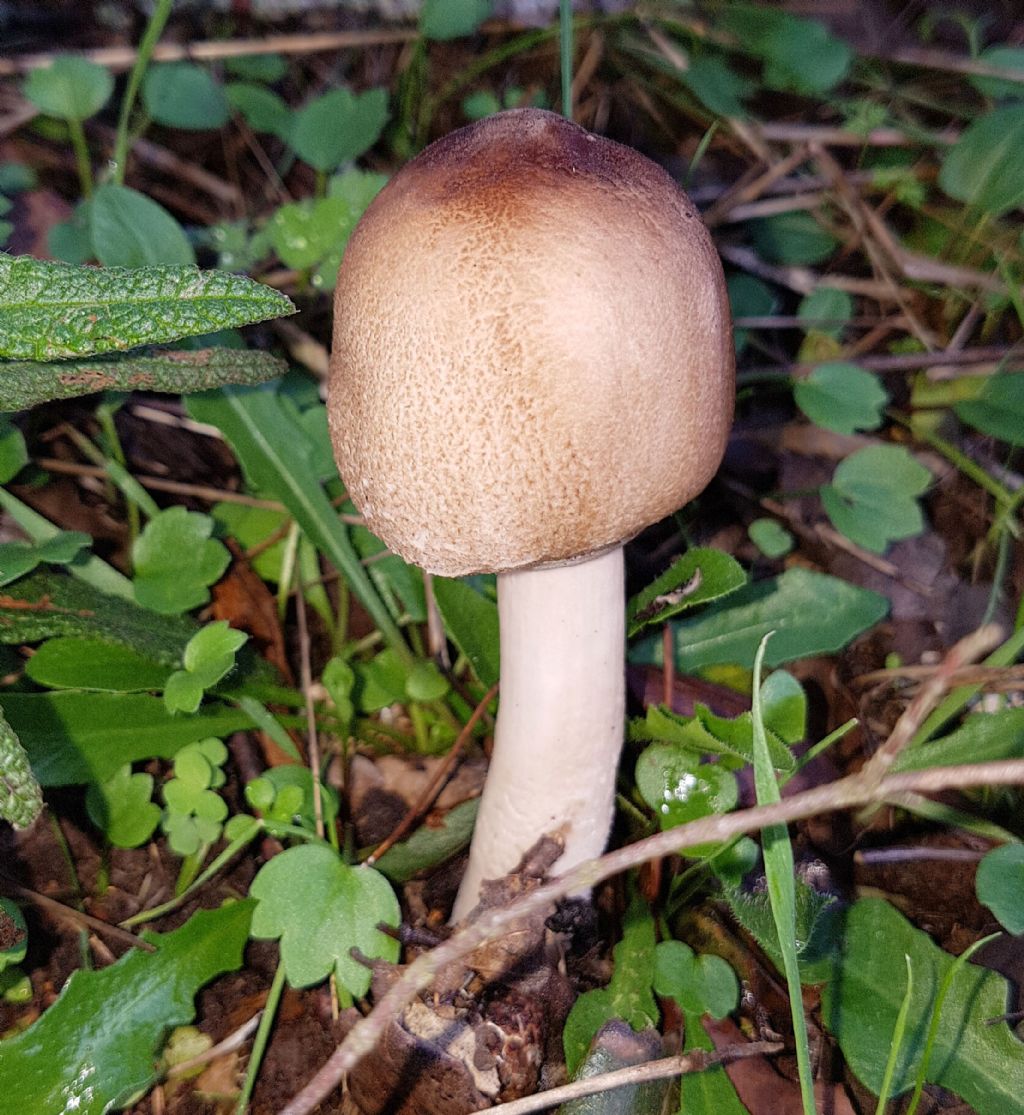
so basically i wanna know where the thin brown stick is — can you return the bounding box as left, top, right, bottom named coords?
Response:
left=853, top=664, right=1024, bottom=690
left=490, top=1040, right=783, bottom=1115
left=275, top=757, right=1024, bottom=1115
left=365, top=682, right=499, bottom=866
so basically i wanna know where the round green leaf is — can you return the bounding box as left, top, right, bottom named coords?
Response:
left=976, top=843, right=1024, bottom=935
left=85, top=765, right=160, bottom=848
left=749, top=211, right=839, bottom=265
left=90, top=184, right=194, bottom=267
left=939, top=105, right=1024, bottom=216
left=23, top=56, right=113, bottom=121
left=405, top=660, right=450, bottom=702
left=143, top=63, right=229, bottom=130
left=635, top=743, right=738, bottom=830
left=794, top=362, right=888, bottom=435
left=289, top=87, right=389, bottom=172
left=172, top=747, right=213, bottom=791
left=797, top=288, right=853, bottom=338
left=748, top=518, right=794, bottom=558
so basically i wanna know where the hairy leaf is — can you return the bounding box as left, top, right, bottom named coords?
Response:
left=0, top=705, right=42, bottom=828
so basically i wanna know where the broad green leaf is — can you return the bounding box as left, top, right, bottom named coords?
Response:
left=1, top=348, right=288, bottom=410
left=289, top=88, right=390, bottom=172
left=249, top=843, right=400, bottom=997
left=226, top=81, right=291, bottom=137
left=90, top=184, right=194, bottom=267
left=0, top=416, right=28, bottom=482
left=976, top=843, right=1024, bottom=934
left=970, top=46, right=1024, bottom=100
left=632, top=568, right=888, bottom=671
left=0, top=254, right=294, bottom=360
left=724, top=8, right=852, bottom=95
left=681, top=53, right=754, bottom=118
left=0, top=705, right=42, bottom=828
left=955, top=372, right=1024, bottom=445
left=562, top=897, right=659, bottom=1076
left=23, top=55, right=113, bottom=121
left=0, top=902, right=252, bottom=1115
left=186, top=386, right=409, bottom=661
left=939, top=105, right=1024, bottom=216
left=267, top=197, right=354, bottom=270
left=749, top=211, right=839, bottom=265
left=559, top=1023, right=668, bottom=1114
left=374, top=798, right=479, bottom=883
left=133, top=507, right=231, bottom=614
left=432, top=576, right=499, bottom=687
left=25, top=637, right=171, bottom=691
left=793, top=362, right=888, bottom=434
left=636, top=744, right=738, bottom=830
left=653, top=940, right=738, bottom=1019
left=420, top=0, right=493, bottom=40
left=678, top=1012, right=748, bottom=1114
left=797, top=288, right=853, bottom=338
left=0, top=531, right=90, bottom=587
left=627, top=548, right=746, bottom=637
left=896, top=707, right=1024, bottom=772
left=3, top=691, right=253, bottom=785
left=821, top=444, right=931, bottom=553
left=727, top=274, right=779, bottom=354
left=143, top=63, right=229, bottom=130
left=821, top=897, right=1024, bottom=1109
left=85, top=764, right=160, bottom=847
left=748, top=518, right=793, bottom=558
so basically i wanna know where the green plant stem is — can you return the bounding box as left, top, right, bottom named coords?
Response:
left=899, top=416, right=1011, bottom=507
left=875, top=955, right=913, bottom=1115
left=560, top=0, right=574, bottom=118
left=235, top=958, right=287, bottom=1115
left=67, top=117, right=94, bottom=197
left=111, top=0, right=173, bottom=183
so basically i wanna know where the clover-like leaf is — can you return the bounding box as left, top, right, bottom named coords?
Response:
left=636, top=745, right=738, bottom=831
left=653, top=940, right=739, bottom=1019
left=183, top=622, right=248, bottom=687
left=85, top=764, right=160, bottom=848
left=133, top=507, right=230, bottom=614
left=0, top=531, right=90, bottom=587
left=289, top=87, right=389, bottom=172
left=794, top=362, right=888, bottom=434
left=249, top=843, right=400, bottom=997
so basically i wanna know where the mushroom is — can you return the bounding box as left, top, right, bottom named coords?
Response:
left=328, top=107, right=734, bottom=922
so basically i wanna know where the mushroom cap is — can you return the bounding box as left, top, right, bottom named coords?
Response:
left=329, top=107, right=734, bottom=577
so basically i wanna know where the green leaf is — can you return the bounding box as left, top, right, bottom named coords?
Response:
left=955, top=372, right=1024, bottom=445
left=797, top=288, right=853, bottom=338
left=562, top=897, right=659, bottom=1076
left=432, top=576, right=500, bottom=687
left=226, top=82, right=291, bottom=138
left=896, top=707, right=1024, bottom=772
left=636, top=744, right=738, bottom=830
left=3, top=690, right=253, bottom=785
left=267, top=197, right=354, bottom=270
left=820, top=445, right=931, bottom=553
left=627, top=548, right=746, bottom=637
left=25, top=637, right=171, bottom=691
left=420, top=0, right=493, bottom=40
left=681, top=53, right=754, bottom=118
left=133, top=507, right=231, bottom=614
left=0, top=902, right=252, bottom=1114
left=249, top=843, right=400, bottom=997
left=749, top=211, right=839, bottom=265
left=633, top=568, right=888, bottom=671
left=258, top=765, right=338, bottom=832
left=0, top=705, right=43, bottom=828
left=85, top=764, right=160, bottom=847
left=821, top=897, right=1024, bottom=1109
left=0, top=531, right=90, bottom=587
left=0, top=254, right=294, bottom=360
left=678, top=1012, right=748, bottom=1114
left=727, top=274, right=779, bottom=354
left=374, top=798, right=479, bottom=883
left=970, top=46, right=1024, bottom=100
left=976, top=843, right=1024, bottom=934
left=162, top=670, right=205, bottom=715
left=289, top=88, right=390, bottom=172
left=748, top=518, right=793, bottom=558
left=653, top=940, right=739, bottom=1019
left=183, top=621, right=248, bottom=686
left=559, top=1022, right=668, bottom=1114
left=143, top=63, right=229, bottom=130
left=89, top=184, right=194, bottom=267
left=724, top=8, right=853, bottom=95
left=0, top=416, right=28, bottom=483
left=939, top=105, right=1024, bottom=216
left=225, top=53, right=288, bottom=83
left=1, top=348, right=289, bottom=410
left=23, top=55, right=113, bottom=121
left=793, top=363, right=888, bottom=434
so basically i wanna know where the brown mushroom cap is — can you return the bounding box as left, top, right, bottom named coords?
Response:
left=329, top=107, right=734, bottom=577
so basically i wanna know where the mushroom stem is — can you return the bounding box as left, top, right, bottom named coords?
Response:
left=451, top=546, right=626, bottom=922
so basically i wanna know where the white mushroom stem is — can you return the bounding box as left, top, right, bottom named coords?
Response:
left=451, top=546, right=626, bottom=923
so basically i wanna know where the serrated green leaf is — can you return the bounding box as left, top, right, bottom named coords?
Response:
left=793, top=362, right=888, bottom=434
left=653, top=940, right=739, bottom=1019
left=0, top=902, right=252, bottom=1114
left=627, top=548, right=746, bottom=637
left=90, top=184, right=194, bottom=267
left=976, top=843, right=1024, bottom=935
left=3, top=691, right=252, bottom=785
left=143, top=63, right=229, bottom=130
left=939, top=105, right=1024, bottom=216
left=0, top=531, right=90, bottom=587
left=23, top=55, right=113, bottom=121
left=955, top=372, right=1024, bottom=445
left=632, top=568, right=888, bottom=672
left=821, top=897, right=1024, bottom=1108
left=85, top=765, right=160, bottom=847
left=0, top=254, right=294, bottom=360
left=432, top=576, right=499, bottom=687
left=25, top=636, right=171, bottom=692
left=133, top=507, right=231, bottom=615
left=250, top=843, right=399, bottom=996
left=821, top=444, right=931, bottom=553
left=289, top=87, right=389, bottom=172
left=420, top=0, right=493, bottom=40
left=0, top=705, right=42, bottom=828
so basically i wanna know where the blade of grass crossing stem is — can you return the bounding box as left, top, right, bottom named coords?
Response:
left=875, top=956, right=914, bottom=1115
left=751, top=632, right=816, bottom=1115
left=560, top=0, right=573, bottom=118
left=904, top=933, right=1000, bottom=1115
